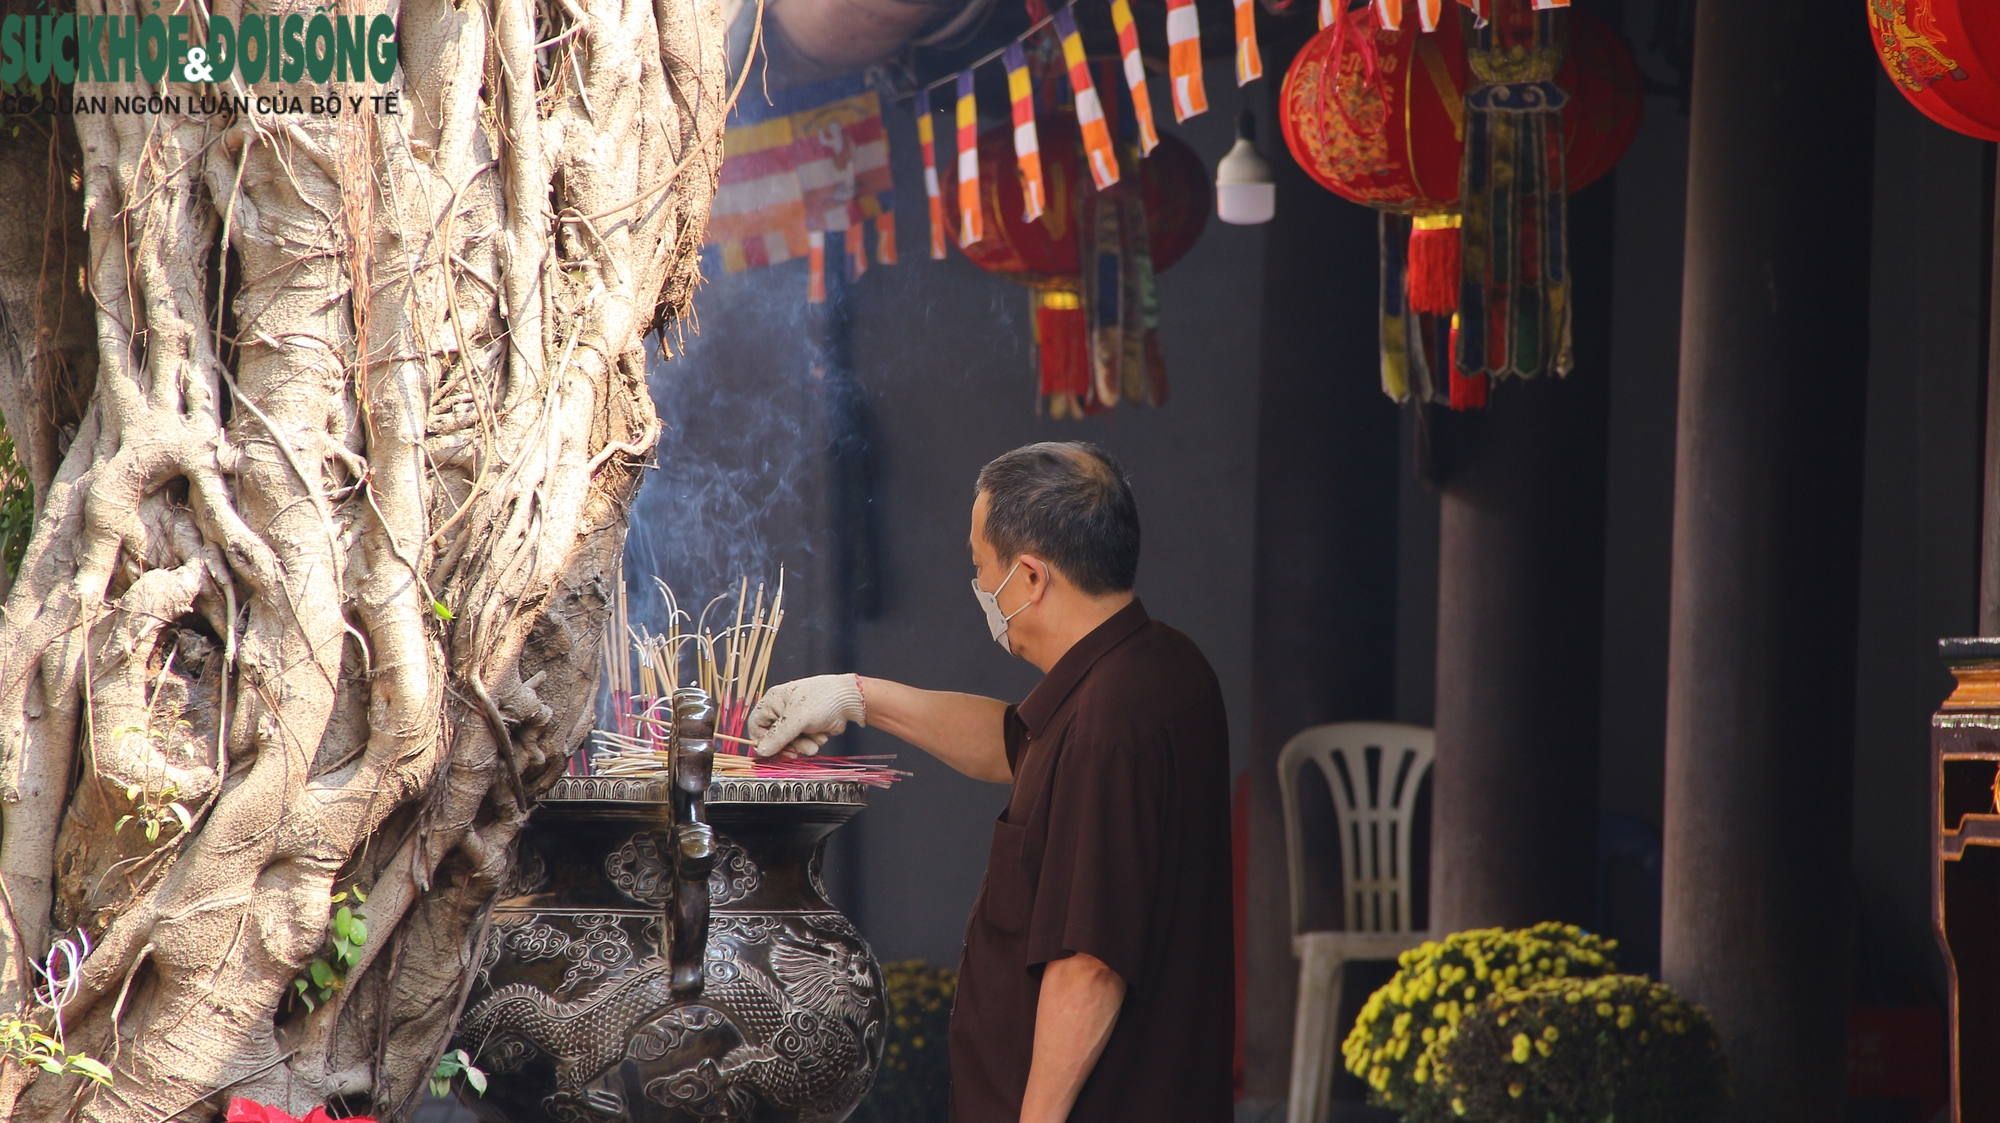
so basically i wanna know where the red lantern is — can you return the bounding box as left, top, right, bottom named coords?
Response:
left=1280, top=8, right=1639, bottom=322
left=1870, top=0, right=2000, bottom=141
left=938, top=114, right=1207, bottom=414
left=938, top=114, right=1209, bottom=289
left=1279, top=8, right=1641, bottom=212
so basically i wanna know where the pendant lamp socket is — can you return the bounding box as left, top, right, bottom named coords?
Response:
left=1216, top=110, right=1275, bottom=226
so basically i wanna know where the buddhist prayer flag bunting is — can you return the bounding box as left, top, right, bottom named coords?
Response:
left=706, top=114, right=810, bottom=275
left=1234, top=0, right=1263, bottom=84
left=1110, top=0, right=1160, bottom=154
left=916, top=89, right=947, bottom=260
left=1004, top=44, right=1047, bottom=221
left=956, top=70, right=984, bottom=246
left=1415, top=0, right=1444, bottom=30
left=1165, top=0, right=1208, bottom=121
left=1055, top=6, right=1121, bottom=189
left=705, top=82, right=896, bottom=301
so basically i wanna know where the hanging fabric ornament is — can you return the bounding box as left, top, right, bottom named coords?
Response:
left=1376, top=0, right=1403, bottom=30
left=956, top=70, right=984, bottom=247
left=1283, top=4, right=1636, bottom=404
left=1005, top=43, right=1048, bottom=221
left=1319, top=0, right=1334, bottom=29
left=916, top=89, right=948, bottom=259
left=1056, top=7, right=1122, bottom=189
left=1457, top=0, right=1570, bottom=383
left=1112, top=0, right=1162, bottom=154
left=1235, top=0, right=1264, bottom=84
left=1167, top=0, right=1209, bottom=121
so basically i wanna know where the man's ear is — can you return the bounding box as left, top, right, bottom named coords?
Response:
left=1022, top=555, right=1053, bottom=597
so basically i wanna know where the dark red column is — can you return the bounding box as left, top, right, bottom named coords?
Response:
left=1658, top=0, right=1876, bottom=1116
left=1428, top=181, right=1616, bottom=934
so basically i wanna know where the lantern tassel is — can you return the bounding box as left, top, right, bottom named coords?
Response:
left=1407, top=214, right=1461, bottom=316
left=1035, top=290, right=1092, bottom=404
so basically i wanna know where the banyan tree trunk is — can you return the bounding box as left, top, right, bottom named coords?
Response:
left=0, top=0, right=729, bottom=1114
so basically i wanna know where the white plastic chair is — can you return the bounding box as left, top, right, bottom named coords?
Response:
left=1279, top=722, right=1434, bottom=1123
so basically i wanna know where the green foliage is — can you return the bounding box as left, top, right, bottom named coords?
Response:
left=289, top=887, right=369, bottom=1014
left=430, top=1048, right=488, bottom=1099
left=1423, top=975, right=1729, bottom=1123
left=850, top=959, right=955, bottom=1123
left=1343, top=923, right=1620, bottom=1114
left=0, top=1014, right=111, bottom=1086
left=0, top=418, right=32, bottom=582
left=114, top=781, right=194, bottom=843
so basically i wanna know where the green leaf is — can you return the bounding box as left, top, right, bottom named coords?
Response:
left=170, top=803, right=193, bottom=831
left=330, top=891, right=348, bottom=905
left=309, top=959, right=336, bottom=988
left=430, top=1077, right=449, bottom=1099
left=352, top=886, right=366, bottom=904
left=431, top=599, right=455, bottom=621
left=124, top=784, right=141, bottom=802
left=68, top=1057, right=113, bottom=1084
left=114, top=816, right=132, bottom=832
left=465, top=1066, right=488, bottom=1095
left=144, top=820, right=160, bottom=841
left=348, top=918, right=367, bottom=946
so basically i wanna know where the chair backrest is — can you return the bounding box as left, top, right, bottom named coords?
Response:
left=1278, top=722, right=1434, bottom=938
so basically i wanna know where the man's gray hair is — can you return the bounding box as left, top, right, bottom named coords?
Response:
left=975, top=442, right=1139, bottom=595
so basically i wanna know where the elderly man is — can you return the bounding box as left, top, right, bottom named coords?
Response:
left=747, top=441, right=1233, bottom=1123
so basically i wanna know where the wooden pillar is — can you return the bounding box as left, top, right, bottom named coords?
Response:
left=1428, top=181, right=1615, bottom=934
left=1244, top=20, right=1403, bottom=1099
left=1658, top=0, right=1876, bottom=1116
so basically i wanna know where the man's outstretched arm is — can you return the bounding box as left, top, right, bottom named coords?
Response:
left=1020, top=952, right=1127, bottom=1123
left=748, top=674, right=1012, bottom=782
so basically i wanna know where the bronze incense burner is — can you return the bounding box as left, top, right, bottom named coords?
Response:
left=453, top=688, right=887, bottom=1123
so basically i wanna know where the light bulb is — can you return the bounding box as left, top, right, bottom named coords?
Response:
left=1216, top=109, right=1274, bottom=226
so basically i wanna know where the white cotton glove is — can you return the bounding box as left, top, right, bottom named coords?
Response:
left=748, top=674, right=867, bottom=758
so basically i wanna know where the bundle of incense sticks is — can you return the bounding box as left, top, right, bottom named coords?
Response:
left=584, top=568, right=907, bottom=787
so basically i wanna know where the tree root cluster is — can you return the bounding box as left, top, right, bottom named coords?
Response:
left=0, top=0, right=727, bottom=1114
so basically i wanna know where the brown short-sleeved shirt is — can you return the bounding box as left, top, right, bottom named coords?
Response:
left=949, top=599, right=1234, bottom=1123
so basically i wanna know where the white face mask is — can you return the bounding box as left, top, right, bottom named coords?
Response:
left=971, top=561, right=1029, bottom=652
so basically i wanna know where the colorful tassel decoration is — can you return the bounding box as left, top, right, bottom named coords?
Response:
left=1166, top=0, right=1208, bottom=122
left=808, top=230, right=827, bottom=302
left=1234, top=0, right=1263, bottom=84
left=1004, top=43, right=1047, bottom=222
left=916, top=89, right=947, bottom=260
left=1447, top=313, right=1487, bottom=409
left=1111, top=0, right=1161, bottom=154
left=956, top=70, right=983, bottom=247
left=1056, top=7, right=1121, bottom=189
